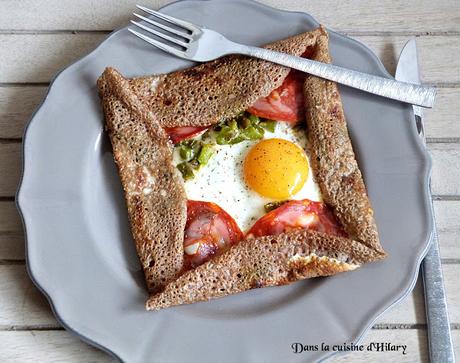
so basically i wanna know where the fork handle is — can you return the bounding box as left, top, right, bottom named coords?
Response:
left=240, top=46, right=436, bottom=108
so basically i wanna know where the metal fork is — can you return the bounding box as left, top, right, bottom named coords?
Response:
left=129, top=5, right=436, bottom=108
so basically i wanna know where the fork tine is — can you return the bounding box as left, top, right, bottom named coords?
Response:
left=133, top=13, right=192, bottom=40
left=128, top=28, right=187, bottom=59
left=130, top=20, right=189, bottom=48
left=136, top=5, right=201, bottom=33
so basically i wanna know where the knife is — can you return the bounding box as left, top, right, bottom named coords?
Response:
left=395, top=39, right=455, bottom=363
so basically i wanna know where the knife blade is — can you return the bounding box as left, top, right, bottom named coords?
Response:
left=395, top=39, right=425, bottom=139
left=396, top=39, right=455, bottom=363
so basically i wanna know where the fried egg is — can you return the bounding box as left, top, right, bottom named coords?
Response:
left=175, top=122, right=322, bottom=232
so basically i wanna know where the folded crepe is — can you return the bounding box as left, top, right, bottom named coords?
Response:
left=97, top=25, right=386, bottom=308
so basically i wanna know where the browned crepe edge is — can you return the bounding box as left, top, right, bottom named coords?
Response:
left=98, top=68, right=187, bottom=293
left=127, top=28, right=322, bottom=128
left=146, top=229, right=380, bottom=310
left=303, top=27, right=386, bottom=256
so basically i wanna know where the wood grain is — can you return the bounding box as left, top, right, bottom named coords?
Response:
left=354, top=35, right=460, bottom=84
left=0, top=201, right=24, bottom=260
left=434, top=200, right=460, bottom=260
left=1, top=86, right=458, bottom=140
left=430, top=143, right=460, bottom=196
left=0, top=34, right=106, bottom=83
left=0, top=0, right=458, bottom=33
left=424, top=88, right=460, bottom=140
left=0, top=34, right=459, bottom=84
left=0, top=330, right=114, bottom=362
left=0, top=202, right=21, bottom=233
left=0, top=144, right=21, bottom=197
left=0, top=266, right=56, bottom=327
left=0, top=86, right=47, bottom=139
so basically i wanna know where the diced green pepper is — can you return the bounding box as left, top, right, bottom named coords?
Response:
left=177, top=162, right=195, bottom=180
left=242, top=125, right=264, bottom=140
left=190, top=140, right=203, bottom=154
left=228, top=135, right=248, bottom=144
left=247, top=114, right=260, bottom=124
left=215, top=126, right=238, bottom=145
left=259, top=120, right=276, bottom=133
left=179, top=145, right=194, bottom=160
left=197, top=144, right=214, bottom=165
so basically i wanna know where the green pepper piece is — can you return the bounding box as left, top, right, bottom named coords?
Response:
left=179, top=145, right=194, bottom=160
left=216, top=126, right=238, bottom=145
left=259, top=120, right=277, bottom=133
left=228, top=135, right=248, bottom=144
left=197, top=144, right=214, bottom=165
left=177, top=162, right=194, bottom=180
left=248, top=114, right=260, bottom=124
left=216, top=134, right=229, bottom=145
left=242, top=125, right=264, bottom=140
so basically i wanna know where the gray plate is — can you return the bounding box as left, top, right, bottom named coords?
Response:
left=17, top=0, right=433, bottom=362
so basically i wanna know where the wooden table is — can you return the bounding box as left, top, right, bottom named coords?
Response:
left=1, top=0, right=459, bottom=361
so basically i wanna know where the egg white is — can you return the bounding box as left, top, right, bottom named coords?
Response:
left=174, top=122, right=322, bottom=232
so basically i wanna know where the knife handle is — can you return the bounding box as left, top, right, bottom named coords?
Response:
left=422, top=227, right=456, bottom=363
left=240, top=46, right=437, bottom=108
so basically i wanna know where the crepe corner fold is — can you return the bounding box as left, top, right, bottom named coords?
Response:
left=97, top=67, right=187, bottom=293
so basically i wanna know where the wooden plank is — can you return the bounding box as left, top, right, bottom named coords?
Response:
left=443, top=263, right=460, bottom=324
left=353, top=35, right=460, bottom=84
left=0, top=201, right=24, bottom=260
left=0, top=202, right=21, bottom=233
left=3, top=329, right=458, bottom=363
left=0, top=0, right=458, bottom=33
left=375, top=276, right=426, bottom=325
left=0, top=330, right=114, bottom=362
left=424, top=88, right=460, bottom=140
left=0, top=235, right=24, bottom=261
left=430, top=143, right=460, bottom=197
left=1, top=86, right=458, bottom=140
left=0, top=34, right=459, bottom=83
left=0, top=266, right=57, bottom=327
left=0, top=143, right=21, bottom=197
left=435, top=200, right=460, bottom=260
left=0, top=34, right=106, bottom=83
left=0, top=86, right=47, bottom=139
left=0, top=200, right=23, bottom=259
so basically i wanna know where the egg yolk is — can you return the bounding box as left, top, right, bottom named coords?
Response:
left=243, top=138, right=309, bottom=200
